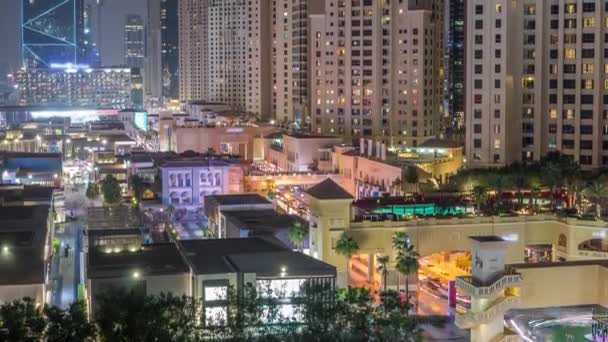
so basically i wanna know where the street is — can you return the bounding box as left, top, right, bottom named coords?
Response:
left=48, top=180, right=87, bottom=308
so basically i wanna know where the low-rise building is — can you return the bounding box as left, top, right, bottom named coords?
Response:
left=161, top=158, right=245, bottom=209
left=86, top=242, right=191, bottom=317
left=333, top=139, right=463, bottom=198
left=178, top=237, right=336, bottom=326
left=0, top=205, right=54, bottom=305
left=261, top=132, right=342, bottom=172
left=204, top=194, right=273, bottom=238
left=0, top=152, right=62, bottom=187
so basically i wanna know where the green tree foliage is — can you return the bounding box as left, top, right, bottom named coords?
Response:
left=129, top=175, right=145, bottom=201
left=335, top=232, right=360, bottom=286
left=0, top=297, right=45, bottom=342
left=405, top=166, right=420, bottom=193
left=376, top=255, right=390, bottom=292
left=100, top=175, right=122, bottom=204
left=0, top=299, right=95, bottom=342
left=45, top=301, right=97, bottom=342
left=392, top=232, right=420, bottom=303
left=583, top=179, right=608, bottom=219
left=85, top=183, right=100, bottom=200
left=287, top=220, right=307, bottom=252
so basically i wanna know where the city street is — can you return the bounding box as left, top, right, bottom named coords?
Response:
left=48, top=179, right=87, bottom=308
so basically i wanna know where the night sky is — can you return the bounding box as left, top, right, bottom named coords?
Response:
left=0, top=0, right=147, bottom=75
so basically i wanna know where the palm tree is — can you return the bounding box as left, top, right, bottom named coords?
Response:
left=529, top=175, right=542, bottom=212
left=335, top=232, right=360, bottom=287
left=488, top=174, right=511, bottom=210
left=566, top=177, right=585, bottom=214
left=404, top=166, right=419, bottom=194
left=287, top=220, right=307, bottom=252
left=376, top=255, right=390, bottom=292
left=392, top=232, right=419, bottom=303
left=543, top=162, right=562, bottom=208
left=511, top=172, right=529, bottom=206
left=472, top=185, right=488, bottom=213
left=583, top=180, right=608, bottom=219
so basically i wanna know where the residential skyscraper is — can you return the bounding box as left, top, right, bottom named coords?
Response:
left=271, top=0, right=324, bottom=127
left=465, top=1, right=608, bottom=170
left=179, top=0, right=255, bottom=113
left=445, top=0, right=465, bottom=132
left=161, top=0, right=179, bottom=100
left=21, top=0, right=85, bottom=68
left=124, top=14, right=145, bottom=69
left=146, top=0, right=163, bottom=101
left=310, top=0, right=445, bottom=147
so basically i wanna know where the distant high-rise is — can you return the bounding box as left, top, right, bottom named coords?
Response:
left=445, top=0, right=465, bottom=132
left=21, top=0, right=85, bottom=68
left=161, top=0, right=179, bottom=99
left=146, top=0, right=179, bottom=102
left=146, top=0, right=163, bottom=101
left=310, top=1, right=445, bottom=146
left=178, top=0, right=248, bottom=111
left=124, top=15, right=145, bottom=69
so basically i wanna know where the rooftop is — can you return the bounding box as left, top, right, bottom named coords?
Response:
left=469, top=236, right=506, bottom=243
left=205, top=193, right=271, bottom=206
left=223, top=210, right=305, bottom=232
left=87, top=243, right=190, bottom=279
left=228, top=251, right=336, bottom=278
left=178, top=237, right=286, bottom=274
left=0, top=205, right=50, bottom=285
left=417, top=138, right=462, bottom=149
left=86, top=206, right=141, bottom=230
left=306, top=178, right=354, bottom=200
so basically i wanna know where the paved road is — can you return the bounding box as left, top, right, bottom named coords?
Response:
left=49, top=183, right=86, bottom=308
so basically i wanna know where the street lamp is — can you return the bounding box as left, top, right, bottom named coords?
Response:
left=2, top=245, right=8, bottom=254
left=132, top=271, right=140, bottom=279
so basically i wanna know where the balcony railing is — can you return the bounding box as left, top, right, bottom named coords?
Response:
left=455, top=296, right=520, bottom=329
left=456, top=274, right=522, bottom=298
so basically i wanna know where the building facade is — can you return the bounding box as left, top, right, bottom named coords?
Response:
left=466, top=1, right=608, bottom=170
left=124, top=14, right=145, bottom=69
left=160, top=158, right=245, bottom=208
left=310, top=0, right=445, bottom=147
left=161, top=0, right=179, bottom=99
left=16, top=65, right=133, bottom=108
left=145, top=0, right=163, bottom=101
left=21, top=0, right=85, bottom=68
left=445, top=0, right=465, bottom=132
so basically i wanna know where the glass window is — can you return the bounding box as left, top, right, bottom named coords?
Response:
left=204, top=286, right=227, bottom=301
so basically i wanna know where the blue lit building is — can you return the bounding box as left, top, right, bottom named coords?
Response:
left=21, top=0, right=85, bottom=68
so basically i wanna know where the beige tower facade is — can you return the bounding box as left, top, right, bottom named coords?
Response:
left=310, top=0, right=444, bottom=147
left=466, top=1, right=608, bottom=170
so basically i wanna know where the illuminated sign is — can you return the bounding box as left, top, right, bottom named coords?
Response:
left=134, top=112, right=148, bottom=131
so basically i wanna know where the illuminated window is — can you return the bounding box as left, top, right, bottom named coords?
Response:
left=583, top=64, right=594, bottom=74
left=583, top=17, right=595, bottom=28
left=565, top=4, right=576, bottom=14
left=564, top=48, right=576, bottom=59
left=204, top=286, right=227, bottom=301
left=494, top=139, right=501, bottom=149
left=550, top=108, right=557, bottom=119
left=605, top=80, right=608, bottom=90
left=205, top=307, right=227, bottom=326
left=564, top=109, right=574, bottom=120
left=584, top=79, right=594, bottom=89
left=496, top=4, right=502, bottom=13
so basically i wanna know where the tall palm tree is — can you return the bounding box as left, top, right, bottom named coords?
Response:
left=472, top=185, right=488, bottom=213
left=376, top=255, right=390, bottom=292
left=583, top=180, right=608, bottom=219
left=488, top=174, right=511, bottom=210
left=392, top=232, right=419, bottom=302
left=287, top=220, right=307, bottom=252
left=335, top=232, right=360, bottom=288
left=511, top=172, right=529, bottom=206
left=529, top=175, right=542, bottom=212
left=543, top=162, right=562, bottom=208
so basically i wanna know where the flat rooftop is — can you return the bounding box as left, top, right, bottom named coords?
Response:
left=86, top=206, right=141, bottom=230
left=178, top=237, right=335, bottom=278
left=469, top=236, right=506, bottom=243
left=223, top=209, right=306, bottom=232
left=205, top=193, right=271, bottom=206
left=178, top=237, right=286, bottom=274
left=87, top=243, right=190, bottom=279
left=0, top=205, right=50, bottom=285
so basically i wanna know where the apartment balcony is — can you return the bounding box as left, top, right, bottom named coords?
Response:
left=456, top=273, right=522, bottom=298
left=455, top=296, right=520, bottom=329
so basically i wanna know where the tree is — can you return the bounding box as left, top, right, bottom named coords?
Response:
left=45, top=301, right=97, bottom=342
left=335, top=232, right=360, bottom=287
left=583, top=179, right=608, bottom=219
left=392, top=232, right=419, bottom=304
left=511, top=171, right=529, bottom=206
left=0, top=297, right=46, bottom=342
left=287, top=220, right=307, bottom=252
left=488, top=174, right=512, bottom=211
left=404, top=166, right=419, bottom=194
left=129, top=175, right=145, bottom=201
left=85, top=183, right=99, bottom=200
left=472, top=185, right=488, bottom=213
left=376, top=255, right=390, bottom=292
left=100, top=175, right=121, bottom=205
left=542, top=161, right=562, bottom=208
